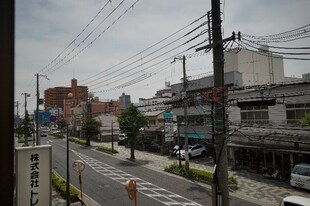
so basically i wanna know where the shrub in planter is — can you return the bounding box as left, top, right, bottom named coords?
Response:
left=51, top=172, right=79, bottom=202
left=97, top=146, right=119, bottom=154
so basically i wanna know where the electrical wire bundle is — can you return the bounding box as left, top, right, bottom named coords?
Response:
left=236, top=24, right=310, bottom=60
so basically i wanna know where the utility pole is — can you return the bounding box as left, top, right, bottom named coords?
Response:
left=15, top=101, right=19, bottom=118
left=172, top=55, right=189, bottom=174
left=210, top=0, right=229, bottom=205
left=195, top=0, right=229, bottom=205
left=36, top=73, right=49, bottom=145
left=21, top=92, right=30, bottom=114
left=181, top=55, right=189, bottom=174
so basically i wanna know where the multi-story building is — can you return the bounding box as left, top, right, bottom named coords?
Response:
left=119, top=92, right=131, bottom=109
left=44, top=78, right=88, bottom=111
left=224, top=47, right=285, bottom=85
left=137, top=81, right=172, bottom=112
left=169, top=47, right=310, bottom=180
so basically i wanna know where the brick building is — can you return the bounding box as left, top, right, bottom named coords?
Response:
left=44, top=78, right=88, bottom=111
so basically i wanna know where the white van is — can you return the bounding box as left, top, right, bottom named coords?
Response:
left=290, top=163, right=310, bottom=190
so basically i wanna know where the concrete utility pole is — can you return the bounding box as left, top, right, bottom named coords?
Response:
left=21, top=92, right=30, bottom=114
left=181, top=55, right=190, bottom=174
left=211, top=0, right=229, bottom=205
left=15, top=101, right=19, bottom=117
left=172, top=55, right=189, bottom=174
left=36, top=73, right=49, bottom=145
left=196, top=0, right=230, bottom=205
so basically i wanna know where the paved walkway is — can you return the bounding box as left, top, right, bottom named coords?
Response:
left=53, top=140, right=310, bottom=205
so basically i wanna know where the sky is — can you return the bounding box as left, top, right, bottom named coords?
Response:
left=15, top=0, right=310, bottom=114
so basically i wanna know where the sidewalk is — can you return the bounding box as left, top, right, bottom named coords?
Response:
left=93, top=141, right=310, bottom=206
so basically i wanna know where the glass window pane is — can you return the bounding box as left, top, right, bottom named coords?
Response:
left=296, top=110, right=305, bottom=119
left=262, top=111, right=269, bottom=119
left=248, top=112, right=254, bottom=120
left=255, top=112, right=261, bottom=120
left=286, top=111, right=295, bottom=120
left=241, top=112, right=247, bottom=120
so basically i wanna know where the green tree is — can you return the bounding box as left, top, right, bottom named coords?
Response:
left=82, top=118, right=101, bottom=146
left=57, top=119, right=67, bottom=131
left=117, top=104, right=148, bottom=160
left=19, top=110, right=34, bottom=145
left=299, top=113, right=310, bottom=128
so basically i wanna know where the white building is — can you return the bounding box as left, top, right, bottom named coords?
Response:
left=137, top=81, right=172, bottom=112
left=224, top=47, right=285, bottom=86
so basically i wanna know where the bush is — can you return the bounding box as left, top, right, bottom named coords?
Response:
left=51, top=172, right=79, bottom=203
left=97, top=146, right=119, bottom=154
left=69, top=138, right=87, bottom=146
left=17, top=137, right=25, bottom=143
left=165, top=162, right=237, bottom=187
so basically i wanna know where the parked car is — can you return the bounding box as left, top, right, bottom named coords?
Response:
left=178, top=144, right=207, bottom=159
left=40, top=127, right=50, bottom=137
left=145, top=142, right=161, bottom=153
left=169, top=145, right=183, bottom=157
left=118, top=138, right=128, bottom=146
left=279, top=195, right=310, bottom=206
left=118, top=133, right=127, bottom=141
left=290, top=163, right=310, bottom=191
left=203, top=141, right=214, bottom=156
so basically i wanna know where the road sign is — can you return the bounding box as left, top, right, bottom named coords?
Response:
left=57, top=115, right=64, bottom=122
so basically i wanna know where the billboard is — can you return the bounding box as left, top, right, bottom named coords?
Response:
left=16, top=145, right=52, bottom=206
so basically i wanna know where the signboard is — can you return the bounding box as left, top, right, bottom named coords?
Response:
left=164, top=112, right=174, bottom=142
left=39, top=112, right=51, bottom=125
left=16, top=145, right=52, bottom=206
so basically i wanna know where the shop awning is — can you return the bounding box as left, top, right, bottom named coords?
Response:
left=180, top=133, right=206, bottom=139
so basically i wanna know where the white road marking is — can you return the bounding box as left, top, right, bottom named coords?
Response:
left=72, top=150, right=202, bottom=206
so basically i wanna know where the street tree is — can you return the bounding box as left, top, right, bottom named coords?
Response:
left=117, top=104, right=148, bottom=160
left=82, top=118, right=101, bottom=146
left=19, top=110, right=34, bottom=145
left=299, top=113, right=310, bottom=128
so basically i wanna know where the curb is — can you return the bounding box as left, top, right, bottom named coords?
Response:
left=52, top=170, right=101, bottom=206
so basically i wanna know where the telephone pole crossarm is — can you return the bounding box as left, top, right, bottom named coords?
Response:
left=195, top=32, right=237, bottom=52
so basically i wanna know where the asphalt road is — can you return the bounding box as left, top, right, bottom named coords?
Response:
left=44, top=136, right=260, bottom=206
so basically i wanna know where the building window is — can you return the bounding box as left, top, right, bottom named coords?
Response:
left=286, top=103, right=310, bottom=124
left=149, top=120, right=156, bottom=125
left=240, top=105, right=269, bottom=124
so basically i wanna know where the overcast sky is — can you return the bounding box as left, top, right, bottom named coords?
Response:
left=15, top=0, right=310, bottom=114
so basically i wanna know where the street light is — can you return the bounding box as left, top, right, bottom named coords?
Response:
left=66, top=92, right=73, bottom=206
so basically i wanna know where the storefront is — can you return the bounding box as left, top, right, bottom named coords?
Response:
left=228, top=143, right=310, bottom=181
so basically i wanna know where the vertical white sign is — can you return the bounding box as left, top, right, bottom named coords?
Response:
left=16, top=145, right=52, bottom=206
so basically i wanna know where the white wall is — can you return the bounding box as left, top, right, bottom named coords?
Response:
left=224, top=49, right=285, bottom=86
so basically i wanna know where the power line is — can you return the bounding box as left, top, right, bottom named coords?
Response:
left=38, top=0, right=113, bottom=75
left=44, top=0, right=140, bottom=75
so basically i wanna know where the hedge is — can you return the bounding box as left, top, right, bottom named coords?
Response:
left=165, top=162, right=238, bottom=188
left=96, top=146, right=119, bottom=154
left=51, top=172, right=79, bottom=203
